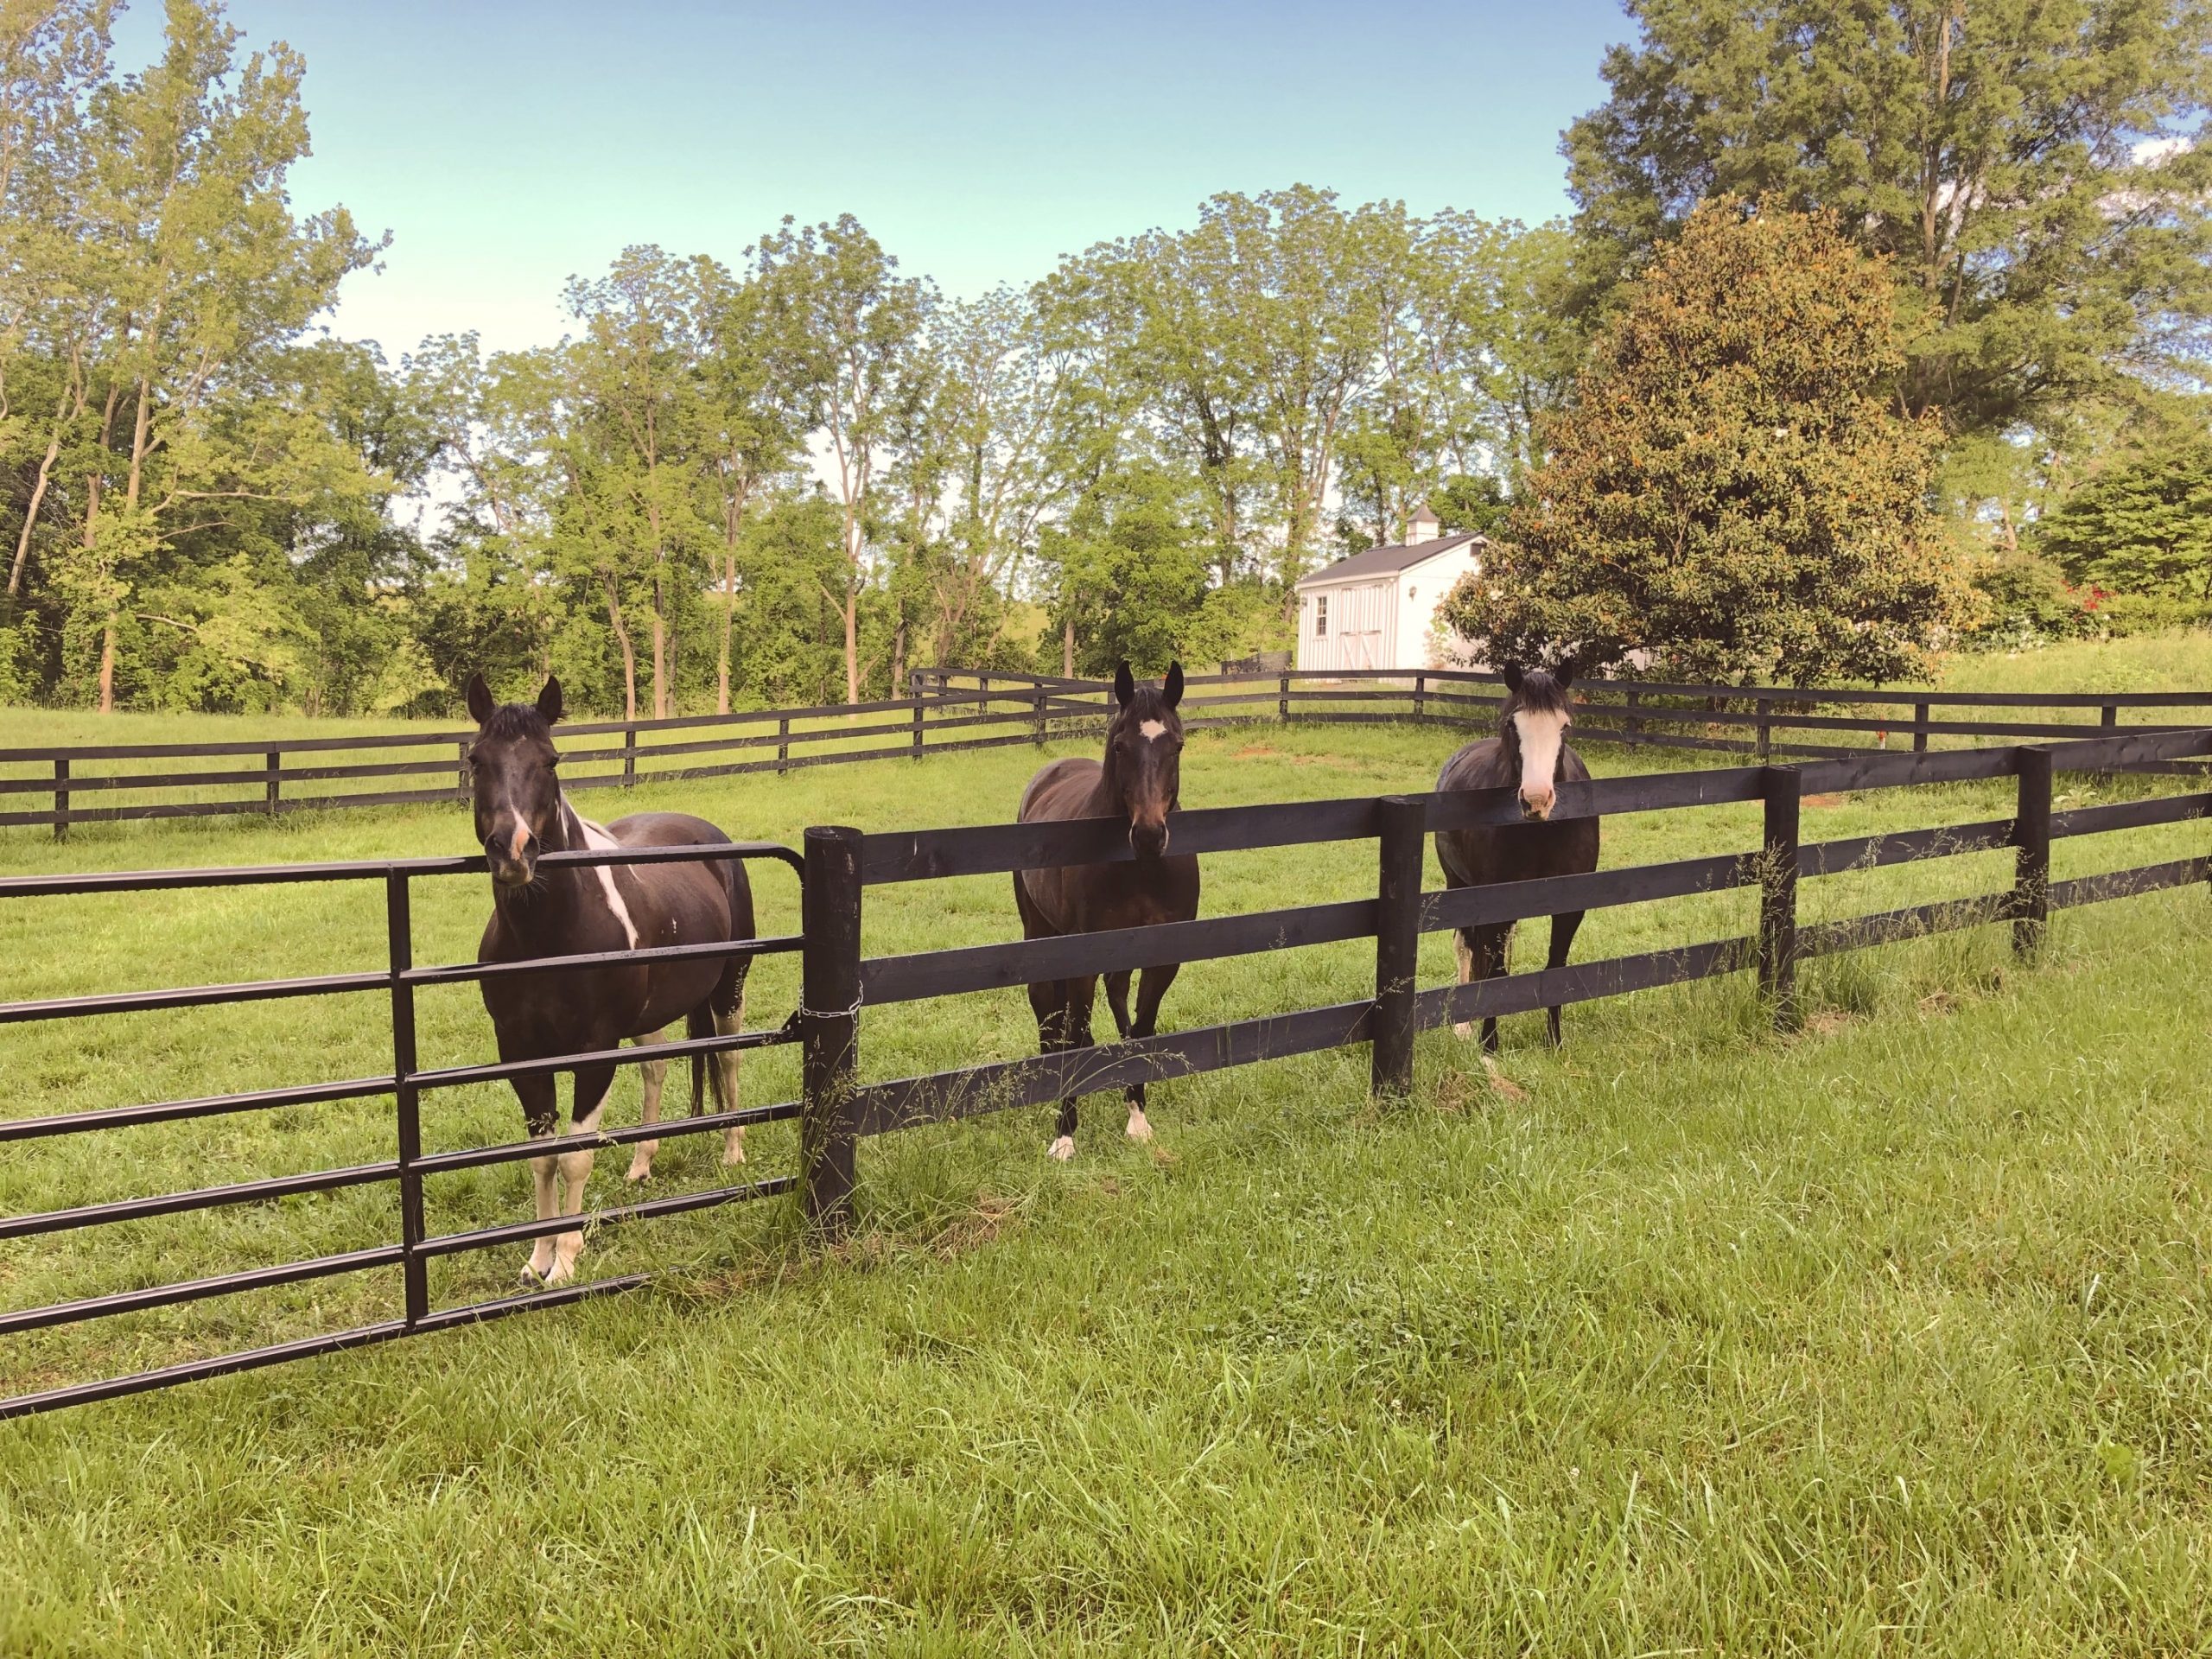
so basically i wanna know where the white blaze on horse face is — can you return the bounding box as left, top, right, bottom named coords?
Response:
left=565, top=801, right=640, bottom=949
left=1138, top=720, right=1166, bottom=741
left=1512, top=707, right=1569, bottom=818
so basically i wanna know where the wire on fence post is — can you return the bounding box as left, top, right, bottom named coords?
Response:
left=2013, top=746, right=2053, bottom=959
left=1371, top=794, right=1426, bottom=1097
left=800, top=824, right=864, bottom=1237
left=1758, top=765, right=1801, bottom=1033
left=385, top=870, right=429, bottom=1326
left=51, top=756, right=67, bottom=843
left=1913, top=700, right=1930, bottom=753
left=265, top=749, right=281, bottom=818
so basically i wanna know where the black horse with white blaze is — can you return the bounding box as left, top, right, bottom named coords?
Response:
left=1014, top=661, right=1202, bottom=1160
left=1434, top=663, right=1601, bottom=1052
left=465, top=673, right=756, bottom=1287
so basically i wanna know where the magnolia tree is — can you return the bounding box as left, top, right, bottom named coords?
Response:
left=1446, top=202, right=1980, bottom=686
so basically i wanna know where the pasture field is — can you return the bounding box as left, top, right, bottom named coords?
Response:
left=1, top=712, right=2209, bottom=1653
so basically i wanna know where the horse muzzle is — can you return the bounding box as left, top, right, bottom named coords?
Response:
left=486, top=830, right=539, bottom=887
left=1129, top=821, right=1171, bottom=861
left=1519, top=790, right=1555, bottom=823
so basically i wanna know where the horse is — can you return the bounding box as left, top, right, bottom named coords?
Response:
left=1434, top=662, right=1601, bottom=1053
left=1013, top=660, right=1202, bottom=1160
left=464, top=672, right=756, bottom=1287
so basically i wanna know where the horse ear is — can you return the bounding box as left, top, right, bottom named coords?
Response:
left=1553, top=658, right=1578, bottom=690
left=1114, top=660, right=1135, bottom=707
left=537, top=677, right=563, bottom=724
left=1164, top=662, right=1184, bottom=709
left=465, top=671, right=496, bottom=726
left=1502, top=664, right=1525, bottom=695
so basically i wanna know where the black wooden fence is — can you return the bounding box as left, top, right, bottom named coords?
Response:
left=10, top=663, right=2212, bottom=839
left=3, top=721, right=2208, bottom=1419
left=921, top=664, right=2212, bottom=765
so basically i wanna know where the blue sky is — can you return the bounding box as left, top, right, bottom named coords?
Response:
left=115, top=0, right=1630, bottom=358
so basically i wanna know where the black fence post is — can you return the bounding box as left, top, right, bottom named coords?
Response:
left=385, top=870, right=429, bottom=1327
left=1913, top=700, right=1930, bottom=753
left=51, top=757, right=67, bottom=842
left=1278, top=673, right=1290, bottom=724
left=2013, top=746, right=2054, bottom=959
left=1758, top=765, right=1801, bottom=1032
left=1412, top=673, right=1427, bottom=724
left=2101, top=703, right=2118, bottom=732
left=264, top=748, right=281, bottom=818
left=911, top=698, right=925, bottom=760
left=622, top=725, right=638, bottom=789
left=1624, top=688, right=1643, bottom=748
left=1033, top=689, right=1046, bottom=746
left=1371, top=795, right=1427, bottom=1097
left=455, top=740, right=471, bottom=803
left=800, top=824, right=864, bottom=1237
left=777, top=715, right=790, bottom=774
left=1755, top=695, right=1772, bottom=761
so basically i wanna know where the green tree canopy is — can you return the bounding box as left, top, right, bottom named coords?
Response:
left=1564, top=0, right=2212, bottom=435
left=2035, top=436, right=2212, bottom=600
left=1452, top=201, right=1979, bottom=686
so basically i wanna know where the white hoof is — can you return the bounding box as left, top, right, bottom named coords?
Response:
left=623, top=1155, right=654, bottom=1183
left=518, top=1259, right=545, bottom=1288
left=721, top=1128, right=747, bottom=1166
left=543, top=1254, right=578, bottom=1288
left=1047, top=1135, right=1075, bottom=1161
left=1125, top=1109, right=1153, bottom=1142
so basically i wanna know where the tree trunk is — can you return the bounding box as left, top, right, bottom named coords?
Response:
left=1063, top=613, right=1075, bottom=679
left=651, top=565, right=669, bottom=720
left=842, top=504, right=862, bottom=704
left=605, top=574, right=639, bottom=721
left=717, top=548, right=737, bottom=715
left=890, top=618, right=906, bottom=702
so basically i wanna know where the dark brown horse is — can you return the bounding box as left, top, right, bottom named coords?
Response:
left=466, top=673, right=756, bottom=1287
left=1434, top=663, right=1601, bottom=1052
left=1014, top=661, right=1201, bottom=1160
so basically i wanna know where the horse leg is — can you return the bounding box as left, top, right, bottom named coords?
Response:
left=1049, top=976, right=1097, bottom=1160
left=1545, top=911, right=1587, bottom=1049
left=715, top=989, right=747, bottom=1166
left=1122, top=962, right=1180, bottom=1141
left=513, top=1070, right=562, bottom=1287
left=1103, top=970, right=1135, bottom=1039
left=549, top=1063, right=617, bottom=1286
left=625, top=1027, right=671, bottom=1183
left=1453, top=925, right=1509, bottom=1053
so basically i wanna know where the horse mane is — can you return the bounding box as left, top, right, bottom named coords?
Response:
left=480, top=702, right=555, bottom=745
left=1497, top=669, right=1571, bottom=741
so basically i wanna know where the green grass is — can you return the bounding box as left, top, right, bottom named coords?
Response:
left=2, top=715, right=2210, bottom=1653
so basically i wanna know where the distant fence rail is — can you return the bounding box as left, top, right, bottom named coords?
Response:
left=5, top=721, right=2211, bottom=1419
left=10, top=663, right=2212, bottom=839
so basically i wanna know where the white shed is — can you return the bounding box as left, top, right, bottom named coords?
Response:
left=1293, top=504, right=1486, bottom=674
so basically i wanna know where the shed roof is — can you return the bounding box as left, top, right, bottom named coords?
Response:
left=1294, top=532, right=1483, bottom=590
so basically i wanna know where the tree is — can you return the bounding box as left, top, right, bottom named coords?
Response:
left=1036, top=462, right=1218, bottom=674
left=2034, top=436, right=2212, bottom=599
left=756, top=215, right=933, bottom=704
left=1451, top=202, right=1978, bottom=685
left=59, top=0, right=379, bottom=709
left=1563, top=0, right=2212, bottom=436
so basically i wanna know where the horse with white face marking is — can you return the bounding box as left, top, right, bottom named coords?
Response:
left=466, top=673, right=757, bottom=1287
left=1434, top=663, right=1602, bottom=1053
left=1014, top=660, right=1202, bottom=1160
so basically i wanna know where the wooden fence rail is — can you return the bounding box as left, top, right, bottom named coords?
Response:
left=12, top=661, right=2212, bottom=840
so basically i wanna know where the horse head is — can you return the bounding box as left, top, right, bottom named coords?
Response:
left=1500, top=662, right=1574, bottom=821
left=1107, top=659, right=1185, bottom=859
left=464, top=672, right=566, bottom=888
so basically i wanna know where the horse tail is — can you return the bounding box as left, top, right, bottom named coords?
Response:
left=687, top=1001, right=715, bottom=1116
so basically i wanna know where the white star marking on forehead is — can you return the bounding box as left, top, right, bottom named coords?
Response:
left=1138, top=720, right=1166, bottom=740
